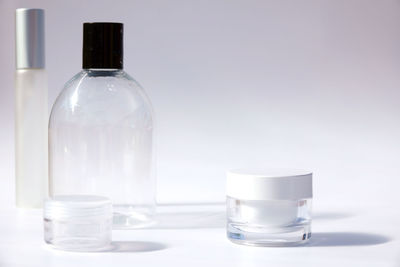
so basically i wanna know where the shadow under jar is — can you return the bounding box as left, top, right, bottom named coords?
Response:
left=226, top=169, right=313, bottom=246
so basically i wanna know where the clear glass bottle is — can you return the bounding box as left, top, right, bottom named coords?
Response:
left=49, top=23, right=155, bottom=228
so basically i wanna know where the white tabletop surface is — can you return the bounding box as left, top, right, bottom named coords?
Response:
left=0, top=201, right=398, bottom=267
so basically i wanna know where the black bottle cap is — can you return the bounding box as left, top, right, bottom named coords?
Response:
left=82, top=22, right=123, bottom=69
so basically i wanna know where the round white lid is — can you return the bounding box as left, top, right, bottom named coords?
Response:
left=226, top=169, right=313, bottom=200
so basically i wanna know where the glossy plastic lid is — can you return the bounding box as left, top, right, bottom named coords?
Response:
left=82, top=23, right=123, bottom=69
left=226, top=169, right=313, bottom=201
left=44, top=195, right=113, bottom=220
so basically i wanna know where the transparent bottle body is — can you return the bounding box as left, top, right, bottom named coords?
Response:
left=227, top=196, right=312, bottom=246
left=49, top=69, right=155, bottom=228
left=15, top=69, right=48, bottom=208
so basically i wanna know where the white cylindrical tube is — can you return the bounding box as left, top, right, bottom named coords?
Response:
left=15, top=8, right=48, bottom=208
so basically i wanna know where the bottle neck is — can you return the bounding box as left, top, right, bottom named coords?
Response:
left=83, top=68, right=123, bottom=77
left=84, top=68, right=121, bottom=71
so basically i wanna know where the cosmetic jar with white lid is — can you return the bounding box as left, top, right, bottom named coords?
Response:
left=226, top=169, right=312, bottom=246
left=44, top=195, right=112, bottom=251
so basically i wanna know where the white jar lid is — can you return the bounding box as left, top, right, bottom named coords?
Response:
left=226, top=169, right=312, bottom=201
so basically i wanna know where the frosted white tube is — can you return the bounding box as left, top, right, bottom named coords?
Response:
left=15, top=69, right=48, bottom=208
left=15, top=8, right=47, bottom=208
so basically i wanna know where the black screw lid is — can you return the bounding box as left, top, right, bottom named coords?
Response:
left=82, top=22, right=123, bottom=69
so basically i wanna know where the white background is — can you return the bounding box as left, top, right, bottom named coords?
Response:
left=0, top=0, right=400, bottom=266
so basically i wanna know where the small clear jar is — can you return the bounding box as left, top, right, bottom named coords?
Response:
left=44, top=195, right=112, bottom=251
left=226, top=169, right=312, bottom=246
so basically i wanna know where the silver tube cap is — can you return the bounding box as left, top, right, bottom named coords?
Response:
left=15, top=8, right=45, bottom=69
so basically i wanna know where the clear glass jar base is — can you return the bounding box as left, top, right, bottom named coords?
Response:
left=227, top=223, right=311, bottom=247
left=44, top=216, right=112, bottom=252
